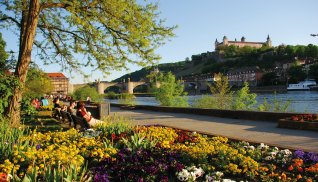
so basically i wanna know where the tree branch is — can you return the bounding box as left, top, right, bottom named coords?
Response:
left=0, top=16, right=21, bottom=27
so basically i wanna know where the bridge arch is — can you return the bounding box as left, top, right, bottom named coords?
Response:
left=98, top=82, right=125, bottom=94
left=133, top=83, right=149, bottom=93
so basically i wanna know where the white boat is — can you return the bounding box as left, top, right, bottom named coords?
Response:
left=287, top=79, right=317, bottom=91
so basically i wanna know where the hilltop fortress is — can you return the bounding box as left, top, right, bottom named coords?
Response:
left=215, top=35, right=272, bottom=50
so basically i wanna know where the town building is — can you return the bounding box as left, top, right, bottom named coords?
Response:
left=47, top=73, right=69, bottom=94
left=226, top=66, right=263, bottom=87
left=215, top=35, right=272, bottom=50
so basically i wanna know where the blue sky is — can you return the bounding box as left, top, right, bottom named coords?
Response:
left=1, top=0, right=318, bottom=84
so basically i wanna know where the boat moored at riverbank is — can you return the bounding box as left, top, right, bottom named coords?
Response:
left=287, top=80, right=317, bottom=91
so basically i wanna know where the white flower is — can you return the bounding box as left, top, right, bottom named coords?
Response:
left=258, top=143, right=269, bottom=150
left=177, top=169, right=190, bottom=181
left=205, top=175, right=214, bottom=182
left=269, top=151, right=277, bottom=157
left=265, top=156, right=272, bottom=161
left=274, top=147, right=279, bottom=151
left=248, top=146, right=255, bottom=150
left=192, top=131, right=197, bottom=135
left=215, top=171, right=224, bottom=178
left=222, top=179, right=236, bottom=182
left=194, top=167, right=204, bottom=177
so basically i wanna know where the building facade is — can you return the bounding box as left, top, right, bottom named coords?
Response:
left=215, top=35, right=272, bottom=50
left=226, top=66, right=263, bottom=87
left=47, top=73, right=69, bottom=95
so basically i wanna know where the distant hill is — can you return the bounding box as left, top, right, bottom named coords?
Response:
left=112, top=58, right=212, bottom=82
left=112, top=44, right=318, bottom=82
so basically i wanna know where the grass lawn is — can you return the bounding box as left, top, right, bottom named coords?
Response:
left=22, top=111, right=70, bottom=133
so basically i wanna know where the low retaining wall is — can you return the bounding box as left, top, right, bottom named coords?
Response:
left=110, top=103, right=310, bottom=122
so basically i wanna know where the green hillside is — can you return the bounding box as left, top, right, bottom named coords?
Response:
left=113, top=44, right=318, bottom=83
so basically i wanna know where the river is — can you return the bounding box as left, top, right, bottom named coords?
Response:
left=105, top=91, right=318, bottom=113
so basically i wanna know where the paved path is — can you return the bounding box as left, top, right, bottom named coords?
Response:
left=110, top=106, right=318, bottom=152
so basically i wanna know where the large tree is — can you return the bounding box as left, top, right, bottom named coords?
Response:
left=0, top=0, right=175, bottom=125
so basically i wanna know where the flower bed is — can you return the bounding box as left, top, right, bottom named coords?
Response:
left=278, top=114, right=318, bottom=131
left=1, top=120, right=318, bottom=181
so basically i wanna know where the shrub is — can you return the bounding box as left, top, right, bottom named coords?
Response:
left=118, top=93, right=136, bottom=106
left=73, top=86, right=102, bottom=102
left=153, top=72, right=188, bottom=107
left=105, top=91, right=118, bottom=99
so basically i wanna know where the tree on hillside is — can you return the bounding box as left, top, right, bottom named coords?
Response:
left=309, top=63, right=318, bottom=82
left=287, top=65, right=307, bottom=84
left=0, top=0, right=175, bottom=125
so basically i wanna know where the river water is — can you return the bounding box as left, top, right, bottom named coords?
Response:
left=105, top=91, right=318, bottom=113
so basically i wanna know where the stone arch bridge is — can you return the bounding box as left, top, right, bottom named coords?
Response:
left=71, top=80, right=210, bottom=94
left=97, top=81, right=149, bottom=94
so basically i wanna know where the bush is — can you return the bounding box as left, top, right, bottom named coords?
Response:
left=73, top=86, right=102, bottom=102
left=153, top=72, right=188, bottom=107
left=118, top=93, right=136, bottom=106
left=105, top=91, right=118, bottom=99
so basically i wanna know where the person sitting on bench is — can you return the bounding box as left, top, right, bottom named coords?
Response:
left=76, top=102, right=102, bottom=127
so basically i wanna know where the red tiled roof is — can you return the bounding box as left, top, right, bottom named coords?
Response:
left=47, top=72, right=67, bottom=78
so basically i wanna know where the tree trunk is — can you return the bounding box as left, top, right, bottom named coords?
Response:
left=6, top=0, right=40, bottom=126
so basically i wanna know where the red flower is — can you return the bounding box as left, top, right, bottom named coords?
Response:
left=0, top=173, right=8, bottom=182
left=288, top=165, right=294, bottom=171
left=111, top=133, right=116, bottom=140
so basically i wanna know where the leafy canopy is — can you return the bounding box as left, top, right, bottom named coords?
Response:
left=72, top=86, right=101, bottom=102
left=0, top=0, right=176, bottom=74
left=23, top=66, right=53, bottom=99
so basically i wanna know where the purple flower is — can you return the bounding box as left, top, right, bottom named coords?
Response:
left=306, top=152, right=318, bottom=163
left=36, top=144, right=41, bottom=150
left=94, top=173, right=109, bottom=182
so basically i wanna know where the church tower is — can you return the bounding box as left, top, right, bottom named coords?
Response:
left=266, top=35, right=272, bottom=47
left=223, top=36, right=228, bottom=45
left=215, top=39, right=219, bottom=49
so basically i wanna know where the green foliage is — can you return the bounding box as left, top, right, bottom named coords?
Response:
left=0, top=73, right=20, bottom=115
left=154, top=72, right=188, bottom=107
left=272, top=95, right=291, bottom=112
left=1, top=1, right=175, bottom=74
left=309, top=63, right=318, bottom=82
left=257, top=94, right=291, bottom=112
left=122, top=132, right=158, bottom=151
left=23, top=67, right=53, bottom=99
left=258, top=98, right=271, bottom=112
left=0, top=33, right=8, bottom=70
left=192, top=95, right=217, bottom=109
left=261, top=72, right=277, bottom=86
left=0, top=117, right=28, bottom=161
left=105, top=91, right=118, bottom=99
left=118, top=93, right=136, bottom=106
left=232, top=82, right=257, bottom=110
left=21, top=97, right=38, bottom=116
left=96, top=115, right=133, bottom=135
left=13, top=163, right=92, bottom=182
left=287, top=65, right=307, bottom=84
left=73, top=86, right=101, bottom=102
left=208, top=73, right=233, bottom=110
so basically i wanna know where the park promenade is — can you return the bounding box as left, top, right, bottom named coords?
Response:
left=110, top=106, right=318, bottom=152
